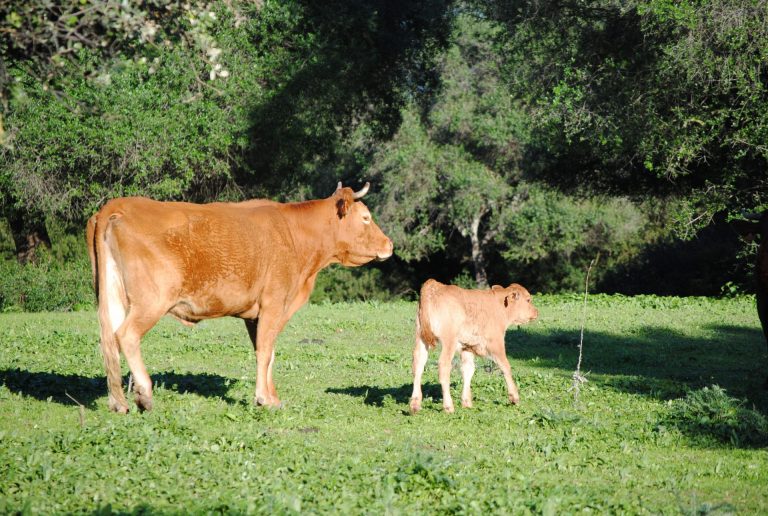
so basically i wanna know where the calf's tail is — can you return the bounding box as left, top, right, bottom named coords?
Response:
left=416, top=285, right=438, bottom=350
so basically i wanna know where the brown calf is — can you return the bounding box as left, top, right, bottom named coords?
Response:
left=410, top=279, right=539, bottom=413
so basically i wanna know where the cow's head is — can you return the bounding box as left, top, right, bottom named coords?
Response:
left=494, top=283, right=538, bottom=325
left=332, top=182, right=394, bottom=266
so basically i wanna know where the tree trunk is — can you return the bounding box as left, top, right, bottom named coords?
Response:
left=468, top=211, right=489, bottom=289
left=7, top=209, right=51, bottom=264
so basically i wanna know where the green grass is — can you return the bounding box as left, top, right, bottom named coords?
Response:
left=1, top=295, right=767, bottom=514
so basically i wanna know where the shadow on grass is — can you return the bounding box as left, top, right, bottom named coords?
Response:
left=325, top=383, right=441, bottom=406
left=505, top=323, right=767, bottom=408
left=0, top=369, right=237, bottom=408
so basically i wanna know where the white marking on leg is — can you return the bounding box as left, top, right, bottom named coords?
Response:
left=105, top=254, right=126, bottom=331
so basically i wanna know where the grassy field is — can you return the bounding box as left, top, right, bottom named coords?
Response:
left=1, top=295, right=767, bottom=514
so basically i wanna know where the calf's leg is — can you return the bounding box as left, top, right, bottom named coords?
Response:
left=409, top=337, right=429, bottom=413
left=460, top=350, right=475, bottom=408
left=489, top=343, right=520, bottom=405
left=438, top=335, right=458, bottom=413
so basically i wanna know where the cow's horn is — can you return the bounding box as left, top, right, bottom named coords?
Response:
left=352, top=182, right=370, bottom=199
left=336, top=181, right=343, bottom=191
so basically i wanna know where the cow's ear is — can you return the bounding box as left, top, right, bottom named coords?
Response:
left=491, top=285, right=503, bottom=291
left=336, top=189, right=354, bottom=218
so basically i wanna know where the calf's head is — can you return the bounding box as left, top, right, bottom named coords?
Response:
left=333, top=182, right=394, bottom=266
left=495, top=283, right=539, bottom=325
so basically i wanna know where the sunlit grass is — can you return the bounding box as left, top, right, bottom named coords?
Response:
left=1, top=295, right=767, bottom=513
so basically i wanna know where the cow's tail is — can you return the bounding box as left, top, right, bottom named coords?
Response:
left=90, top=208, right=129, bottom=413
left=416, top=281, right=438, bottom=350
left=86, top=215, right=98, bottom=297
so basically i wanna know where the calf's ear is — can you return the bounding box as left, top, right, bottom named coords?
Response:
left=503, top=291, right=520, bottom=307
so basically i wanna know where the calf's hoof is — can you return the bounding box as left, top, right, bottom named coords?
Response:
left=135, top=393, right=153, bottom=412
left=461, top=399, right=473, bottom=409
left=443, top=404, right=455, bottom=414
left=508, top=393, right=520, bottom=405
left=255, top=396, right=284, bottom=409
left=109, top=402, right=129, bottom=414
left=409, top=399, right=422, bottom=414
left=108, top=395, right=129, bottom=414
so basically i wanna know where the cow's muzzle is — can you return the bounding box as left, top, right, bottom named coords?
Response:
left=376, top=240, right=394, bottom=261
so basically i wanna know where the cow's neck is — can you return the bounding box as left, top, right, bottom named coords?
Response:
left=277, top=198, right=340, bottom=277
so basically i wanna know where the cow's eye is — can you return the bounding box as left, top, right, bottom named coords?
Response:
left=362, top=214, right=372, bottom=224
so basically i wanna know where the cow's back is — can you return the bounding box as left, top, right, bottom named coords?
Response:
left=99, top=197, right=298, bottom=320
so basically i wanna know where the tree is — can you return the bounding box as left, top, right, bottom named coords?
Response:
left=367, top=11, right=656, bottom=291
left=477, top=0, right=768, bottom=232
left=0, top=0, right=231, bottom=262
left=0, top=0, right=453, bottom=262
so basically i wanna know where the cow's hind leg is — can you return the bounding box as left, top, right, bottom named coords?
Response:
left=460, top=350, right=475, bottom=408
left=438, top=334, right=458, bottom=413
left=409, top=336, right=429, bottom=414
left=101, top=302, right=129, bottom=414
left=115, top=307, right=164, bottom=412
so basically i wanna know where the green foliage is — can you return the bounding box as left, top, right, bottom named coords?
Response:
left=368, top=12, right=663, bottom=291
left=483, top=0, right=768, bottom=228
left=3, top=41, right=239, bottom=220
left=0, top=297, right=767, bottom=512
left=0, top=257, right=93, bottom=312
left=663, top=386, right=768, bottom=447
left=310, top=265, right=396, bottom=303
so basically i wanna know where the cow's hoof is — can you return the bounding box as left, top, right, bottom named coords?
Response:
left=508, top=394, right=520, bottom=405
left=409, top=400, right=421, bottom=414
left=443, top=405, right=455, bottom=414
left=135, top=393, right=153, bottom=412
left=461, top=400, right=473, bottom=409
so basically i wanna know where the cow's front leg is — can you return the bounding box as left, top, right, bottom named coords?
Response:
left=246, top=316, right=285, bottom=408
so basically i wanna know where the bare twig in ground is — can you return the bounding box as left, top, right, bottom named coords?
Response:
left=570, top=253, right=600, bottom=402
left=65, top=391, right=86, bottom=428
left=127, top=374, right=133, bottom=396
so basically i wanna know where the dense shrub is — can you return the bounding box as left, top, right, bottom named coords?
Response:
left=0, top=257, right=93, bottom=312
left=311, top=265, right=397, bottom=304
left=663, top=386, right=768, bottom=447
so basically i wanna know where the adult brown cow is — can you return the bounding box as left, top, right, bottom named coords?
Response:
left=409, top=279, right=539, bottom=414
left=86, top=183, right=393, bottom=413
left=732, top=211, right=768, bottom=388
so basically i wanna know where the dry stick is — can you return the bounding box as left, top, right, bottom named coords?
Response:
left=65, top=391, right=86, bottom=428
left=570, top=253, right=600, bottom=402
